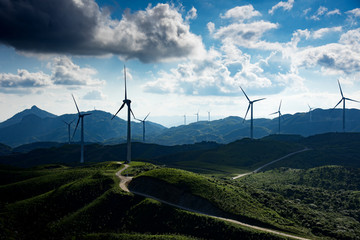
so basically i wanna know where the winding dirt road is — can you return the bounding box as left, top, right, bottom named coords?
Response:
left=115, top=163, right=311, bottom=240
left=232, top=148, right=310, bottom=180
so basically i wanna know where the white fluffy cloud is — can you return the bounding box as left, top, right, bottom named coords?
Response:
left=268, top=0, right=294, bottom=15
left=292, top=29, right=360, bottom=75
left=221, top=5, right=261, bottom=22
left=0, top=56, right=103, bottom=94
left=83, top=90, right=105, bottom=100
left=51, top=56, right=103, bottom=86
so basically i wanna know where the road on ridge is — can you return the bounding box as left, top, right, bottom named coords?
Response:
left=115, top=162, right=310, bottom=240
left=232, top=147, right=310, bottom=180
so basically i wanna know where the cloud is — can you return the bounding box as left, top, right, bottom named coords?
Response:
left=268, top=0, right=294, bottom=15
left=312, top=26, right=342, bottom=39
left=326, top=9, right=341, bottom=16
left=311, top=6, right=328, bottom=20
left=207, top=22, right=215, bottom=34
left=83, top=90, right=105, bottom=100
left=0, top=1, right=205, bottom=63
left=185, top=7, right=197, bottom=21
left=221, top=5, right=261, bottom=22
left=0, top=69, right=51, bottom=88
left=0, top=56, right=103, bottom=93
left=51, top=56, right=103, bottom=86
left=143, top=43, right=273, bottom=96
left=346, top=8, right=360, bottom=25
left=292, top=28, right=360, bottom=75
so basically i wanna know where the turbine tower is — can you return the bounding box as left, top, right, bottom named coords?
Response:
left=63, top=119, right=75, bottom=144
left=333, top=79, right=360, bottom=132
left=72, top=94, right=91, bottom=163
left=195, top=111, right=199, bottom=122
left=308, top=104, right=314, bottom=121
left=111, top=65, right=136, bottom=163
left=270, top=100, right=283, bottom=134
left=240, top=86, right=265, bottom=139
left=208, top=111, right=211, bottom=122
left=135, top=112, right=150, bottom=142
left=184, top=114, right=186, bottom=125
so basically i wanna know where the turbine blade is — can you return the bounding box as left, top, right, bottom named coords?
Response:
left=279, top=100, right=282, bottom=111
left=270, top=111, right=278, bottom=115
left=253, top=98, right=266, bottom=103
left=111, top=102, right=126, bottom=120
left=345, top=97, right=360, bottom=103
left=240, top=86, right=250, bottom=102
left=72, top=94, right=80, bottom=114
left=129, top=106, right=136, bottom=119
left=338, top=79, right=344, bottom=98
left=243, top=104, right=250, bottom=122
left=333, top=99, right=343, bottom=109
left=72, top=117, right=80, bottom=139
left=83, top=113, right=92, bottom=116
left=124, top=65, right=127, bottom=100
left=144, top=112, right=150, bottom=121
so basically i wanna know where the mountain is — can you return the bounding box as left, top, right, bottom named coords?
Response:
left=1, top=106, right=360, bottom=147
left=150, top=108, right=360, bottom=145
left=0, top=105, right=57, bottom=129
left=0, top=108, right=166, bottom=147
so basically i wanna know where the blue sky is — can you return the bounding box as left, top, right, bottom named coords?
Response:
left=0, top=0, right=359, bottom=126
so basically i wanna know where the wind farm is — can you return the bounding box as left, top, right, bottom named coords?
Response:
left=1, top=1, right=360, bottom=239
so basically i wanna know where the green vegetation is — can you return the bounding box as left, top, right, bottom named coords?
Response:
left=0, top=162, right=287, bottom=240
left=237, top=166, right=360, bottom=239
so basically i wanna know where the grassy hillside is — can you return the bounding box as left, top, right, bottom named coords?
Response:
left=237, top=166, right=360, bottom=239
left=0, top=162, right=287, bottom=240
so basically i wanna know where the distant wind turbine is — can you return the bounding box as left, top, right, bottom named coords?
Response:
left=111, top=65, right=136, bottom=163
left=63, top=119, right=75, bottom=144
left=208, top=111, right=211, bottom=122
left=240, top=86, right=266, bottom=139
left=195, top=111, right=199, bottom=122
left=72, top=94, right=91, bottom=163
left=270, top=100, right=284, bottom=134
left=308, top=104, right=314, bottom=121
left=333, top=79, right=360, bottom=132
left=135, top=112, right=150, bottom=142
left=184, top=114, right=186, bottom=125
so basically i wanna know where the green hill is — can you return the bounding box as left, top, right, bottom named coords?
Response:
left=0, top=162, right=288, bottom=240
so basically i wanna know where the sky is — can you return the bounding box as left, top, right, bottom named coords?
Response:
left=0, top=0, right=360, bottom=127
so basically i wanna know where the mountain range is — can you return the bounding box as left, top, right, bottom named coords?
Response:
left=0, top=105, right=360, bottom=147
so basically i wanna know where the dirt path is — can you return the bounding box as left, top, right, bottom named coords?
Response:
left=116, top=164, right=132, bottom=192
left=115, top=163, right=311, bottom=240
left=232, top=148, right=310, bottom=180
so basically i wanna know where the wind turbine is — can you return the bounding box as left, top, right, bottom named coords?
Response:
left=208, top=111, right=211, bottom=122
left=135, top=112, right=150, bottom=142
left=333, top=79, right=360, bottom=132
left=195, top=111, right=199, bottom=122
left=270, top=100, right=284, bottom=134
left=308, top=104, right=314, bottom=121
left=240, top=87, right=266, bottom=139
left=111, top=65, right=136, bottom=163
left=184, top=114, right=186, bottom=125
left=63, top=119, right=75, bottom=144
left=72, top=94, right=91, bottom=163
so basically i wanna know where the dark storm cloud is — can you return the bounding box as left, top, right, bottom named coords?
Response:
left=0, top=0, right=205, bottom=62
left=0, top=0, right=98, bottom=54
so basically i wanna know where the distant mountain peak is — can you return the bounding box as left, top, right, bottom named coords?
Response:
left=0, top=105, right=57, bottom=129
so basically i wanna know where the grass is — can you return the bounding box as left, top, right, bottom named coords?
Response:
left=0, top=162, right=288, bottom=240
left=131, top=168, right=309, bottom=236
